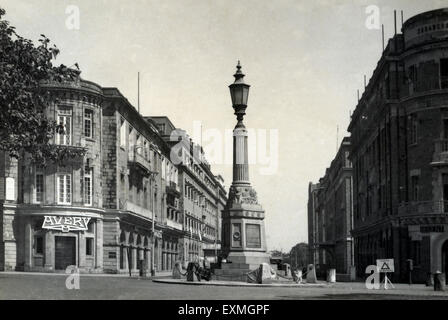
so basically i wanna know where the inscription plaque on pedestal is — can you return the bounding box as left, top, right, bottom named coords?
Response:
left=246, top=224, right=261, bottom=248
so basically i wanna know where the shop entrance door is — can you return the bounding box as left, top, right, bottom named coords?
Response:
left=55, top=236, right=76, bottom=270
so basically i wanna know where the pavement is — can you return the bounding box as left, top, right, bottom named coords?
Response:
left=153, top=278, right=329, bottom=287
left=1, top=271, right=448, bottom=299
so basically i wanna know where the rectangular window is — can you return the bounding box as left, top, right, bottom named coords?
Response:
left=144, top=140, right=148, bottom=159
left=443, top=119, right=448, bottom=140
left=409, top=65, right=418, bottom=93
left=84, top=109, right=93, bottom=138
left=120, top=118, right=126, bottom=148
left=410, top=114, right=418, bottom=144
left=35, top=167, right=44, bottom=203
left=136, top=134, right=142, bottom=155
left=162, top=158, right=166, bottom=179
left=153, top=152, right=158, bottom=170
left=87, top=221, right=94, bottom=233
left=411, top=175, right=419, bottom=201
left=86, top=238, right=94, bottom=256
left=84, top=166, right=93, bottom=206
left=57, top=108, right=72, bottom=145
left=34, top=236, right=43, bottom=255
left=157, top=123, right=165, bottom=133
left=441, top=58, right=448, bottom=89
left=344, top=151, right=351, bottom=168
left=57, top=173, right=72, bottom=205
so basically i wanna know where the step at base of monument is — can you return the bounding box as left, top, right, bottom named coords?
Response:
left=214, top=268, right=251, bottom=275
left=220, top=263, right=261, bottom=270
left=225, top=253, right=271, bottom=266
left=213, top=268, right=252, bottom=281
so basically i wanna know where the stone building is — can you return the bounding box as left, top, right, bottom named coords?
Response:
left=0, top=76, right=226, bottom=274
left=348, top=8, right=448, bottom=282
left=149, top=116, right=227, bottom=264
left=307, top=182, right=320, bottom=268
left=0, top=78, right=104, bottom=272
left=100, top=87, right=183, bottom=275
left=307, top=137, right=354, bottom=279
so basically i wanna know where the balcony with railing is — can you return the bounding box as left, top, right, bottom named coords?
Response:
left=128, top=146, right=151, bottom=174
left=166, top=219, right=183, bottom=231
left=118, top=199, right=153, bottom=220
left=166, top=181, right=180, bottom=196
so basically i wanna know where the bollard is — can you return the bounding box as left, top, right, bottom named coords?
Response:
left=434, top=272, right=446, bottom=291
left=349, top=265, right=357, bottom=282
left=327, top=268, right=336, bottom=283
left=426, top=273, right=434, bottom=287
left=139, top=259, right=147, bottom=277
left=306, top=264, right=317, bottom=284
left=172, top=261, right=183, bottom=279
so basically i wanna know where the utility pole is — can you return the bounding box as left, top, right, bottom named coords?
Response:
left=137, top=72, right=140, bottom=114
left=214, top=184, right=219, bottom=264
left=150, top=169, right=158, bottom=277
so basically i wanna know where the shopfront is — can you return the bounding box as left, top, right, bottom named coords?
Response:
left=20, top=212, right=103, bottom=273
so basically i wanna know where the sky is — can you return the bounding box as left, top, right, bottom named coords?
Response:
left=2, top=0, right=446, bottom=252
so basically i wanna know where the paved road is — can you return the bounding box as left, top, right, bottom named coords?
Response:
left=1, top=272, right=448, bottom=300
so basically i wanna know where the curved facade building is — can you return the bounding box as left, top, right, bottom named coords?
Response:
left=0, top=78, right=104, bottom=272
left=0, top=76, right=227, bottom=274
left=349, top=8, right=448, bottom=282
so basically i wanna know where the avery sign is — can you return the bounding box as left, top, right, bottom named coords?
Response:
left=42, top=216, right=91, bottom=232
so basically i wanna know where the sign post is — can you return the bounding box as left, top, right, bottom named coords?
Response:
left=376, top=258, right=395, bottom=289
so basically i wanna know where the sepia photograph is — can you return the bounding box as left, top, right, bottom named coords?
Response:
left=1, top=0, right=448, bottom=312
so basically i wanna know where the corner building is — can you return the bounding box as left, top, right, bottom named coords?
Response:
left=349, top=8, right=448, bottom=282
left=0, top=79, right=104, bottom=272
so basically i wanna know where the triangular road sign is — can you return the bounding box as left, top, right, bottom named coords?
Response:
left=381, top=262, right=390, bottom=271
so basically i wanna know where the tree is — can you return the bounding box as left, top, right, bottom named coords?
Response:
left=0, top=7, right=85, bottom=165
left=289, top=242, right=309, bottom=270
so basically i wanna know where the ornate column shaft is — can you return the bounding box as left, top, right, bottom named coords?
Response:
left=233, top=124, right=250, bottom=184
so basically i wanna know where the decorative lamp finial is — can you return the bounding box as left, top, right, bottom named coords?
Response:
left=233, top=60, right=245, bottom=83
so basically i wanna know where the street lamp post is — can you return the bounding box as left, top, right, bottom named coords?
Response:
left=201, top=204, right=205, bottom=263
left=135, top=144, right=158, bottom=276
left=214, top=184, right=219, bottom=264
left=150, top=172, right=158, bottom=276
left=220, top=61, right=269, bottom=267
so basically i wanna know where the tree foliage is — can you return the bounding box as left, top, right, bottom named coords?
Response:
left=289, top=242, right=309, bottom=269
left=0, top=7, right=85, bottom=165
